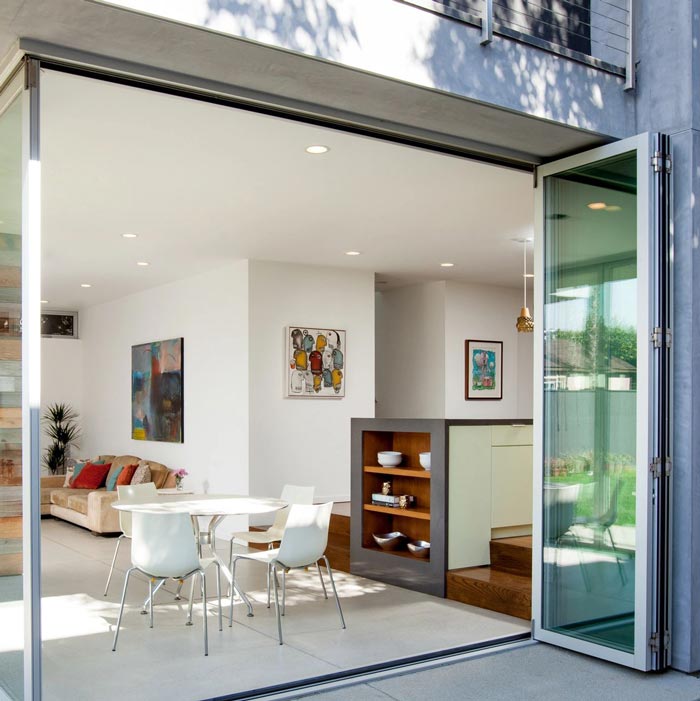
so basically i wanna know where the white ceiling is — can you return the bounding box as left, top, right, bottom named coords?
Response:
left=40, top=69, right=535, bottom=310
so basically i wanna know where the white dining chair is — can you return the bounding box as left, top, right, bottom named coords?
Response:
left=229, top=484, right=316, bottom=607
left=112, top=510, right=222, bottom=656
left=103, top=482, right=158, bottom=597
left=228, top=502, right=345, bottom=645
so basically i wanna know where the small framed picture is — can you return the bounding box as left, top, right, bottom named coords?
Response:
left=465, top=340, right=503, bottom=400
left=41, top=311, right=79, bottom=339
left=286, top=326, right=346, bottom=398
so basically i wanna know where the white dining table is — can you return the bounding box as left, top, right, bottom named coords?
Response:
left=113, top=493, right=287, bottom=617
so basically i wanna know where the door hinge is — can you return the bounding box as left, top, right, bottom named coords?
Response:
left=651, top=151, right=672, bottom=173
left=650, top=457, right=672, bottom=478
left=649, top=630, right=671, bottom=653
left=651, top=327, right=672, bottom=348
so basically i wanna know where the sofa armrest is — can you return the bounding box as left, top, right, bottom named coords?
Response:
left=40, top=476, right=65, bottom=488
left=87, top=490, right=120, bottom=533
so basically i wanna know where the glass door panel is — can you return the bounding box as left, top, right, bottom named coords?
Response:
left=534, top=134, right=670, bottom=671
left=0, top=66, right=26, bottom=701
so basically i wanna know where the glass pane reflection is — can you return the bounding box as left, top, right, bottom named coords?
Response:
left=543, top=152, right=637, bottom=653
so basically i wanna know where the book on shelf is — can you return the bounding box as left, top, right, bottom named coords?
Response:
left=371, top=495, right=416, bottom=508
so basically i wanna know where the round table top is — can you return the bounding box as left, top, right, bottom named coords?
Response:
left=112, top=493, right=287, bottom=517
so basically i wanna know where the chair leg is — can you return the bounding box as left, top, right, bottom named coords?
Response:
left=282, top=569, right=286, bottom=617
left=570, top=533, right=592, bottom=593
left=267, top=564, right=271, bottom=609
left=187, top=575, right=196, bottom=626
left=149, top=579, right=155, bottom=629
left=174, top=578, right=184, bottom=601
left=272, top=564, right=283, bottom=645
left=323, top=556, right=346, bottom=630
left=201, top=571, right=209, bottom=656
left=104, top=534, right=125, bottom=597
left=227, top=538, right=235, bottom=598
left=112, top=567, right=135, bottom=651
left=316, top=561, right=328, bottom=600
left=228, top=558, right=238, bottom=627
left=605, top=526, right=628, bottom=586
left=215, top=562, right=223, bottom=632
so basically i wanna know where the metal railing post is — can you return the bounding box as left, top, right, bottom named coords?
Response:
left=480, top=0, right=493, bottom=45
left=624, top=0, right=636, bottom=91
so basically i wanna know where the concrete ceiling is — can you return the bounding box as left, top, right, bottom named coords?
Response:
left=39, top=68, right=535, bottom=310
left=0, top=0, right=615, bottom=167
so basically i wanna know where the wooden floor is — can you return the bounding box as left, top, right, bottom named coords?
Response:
left=446, top=536, right=532, bottom=620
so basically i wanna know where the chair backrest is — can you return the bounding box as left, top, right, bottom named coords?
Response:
left=276, top=502, right=332, bottom=569
left=116, top=482, right=158, bottom=537
left=543, top=483, right=580, bottom=541
left=130, top=511, right=200, bottom=578
left=271, top=484, right=315, bottom=532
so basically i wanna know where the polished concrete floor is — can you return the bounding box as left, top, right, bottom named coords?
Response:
left=0, top=518, right=527, bottom=701
left=295, top=644, right=700, bottom=701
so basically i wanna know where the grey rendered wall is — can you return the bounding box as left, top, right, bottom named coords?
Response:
left=634, top=0, right=700, bottom=673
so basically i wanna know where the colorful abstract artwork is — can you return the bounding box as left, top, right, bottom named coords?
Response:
left=132, top=337, right=184, bottom=442
left=286, top=327, right=346, bottom=398
left=465, top=339, right=503, bottom=400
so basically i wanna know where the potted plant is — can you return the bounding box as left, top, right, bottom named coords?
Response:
left=42, top=403, right=81, bottom=475
left=173, top=468, right=189, bottom=490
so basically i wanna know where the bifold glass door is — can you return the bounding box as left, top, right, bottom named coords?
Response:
left=533, top=134, right=671, bottom=670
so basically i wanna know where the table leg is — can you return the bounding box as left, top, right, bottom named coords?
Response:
left=206, top=515, right=255, bottom=618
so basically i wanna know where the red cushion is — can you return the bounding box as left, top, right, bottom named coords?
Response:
left=115, top=464, right=138, bottom=487
left=71, top=462, right=111, bottom=490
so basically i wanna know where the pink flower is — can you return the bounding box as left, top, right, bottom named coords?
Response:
left=174, top=469, right=189, bottom=478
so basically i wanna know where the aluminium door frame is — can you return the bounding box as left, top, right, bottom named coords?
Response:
left=532, top=133, right=671, bottom=671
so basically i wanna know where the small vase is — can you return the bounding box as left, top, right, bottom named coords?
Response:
left=176, top=481, right=183, bottom=491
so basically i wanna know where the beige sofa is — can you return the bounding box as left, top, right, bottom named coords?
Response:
left=43, top=455, right=176, bottom=534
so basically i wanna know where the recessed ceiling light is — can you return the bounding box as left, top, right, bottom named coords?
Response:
left=605, top=205, right=622, bottom=212
left=587, top=202, right=607, bottom=210
left=306, top=145, right=329, bottom=154
left=41, top=299, right=49, bottom=304
left=345, top=251, right=361, bottom=256
left=136, top=261, right=150, bottom=266
left=122, top=233, right=138, bottom=239
left=440, top=262, right=455, bottom=268
left=80, top=283, right=91, bottom=288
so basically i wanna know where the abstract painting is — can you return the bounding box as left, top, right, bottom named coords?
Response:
left=286, top=326, right=345, bottom=398
left=132, top=337, right=184, bottom=442
left=465, top=339, right=503, bottom=400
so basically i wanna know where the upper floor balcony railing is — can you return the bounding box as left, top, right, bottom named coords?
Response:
left=399, top=0, right=633, bottom=85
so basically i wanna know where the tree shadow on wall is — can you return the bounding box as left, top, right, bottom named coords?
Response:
left=204, top=0, right=358, bottom=61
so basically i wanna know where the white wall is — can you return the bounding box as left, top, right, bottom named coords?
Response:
left=375, top=280, right=534, bottom=420
left=248, top=261, right=375, bottom=504
left=79, top=261, right=250, bottom=531
left=444, top=281, right=533, bottom=420
left=41, top=337, right=85, bottom=469
left=375, top=282, right=446, bottom=419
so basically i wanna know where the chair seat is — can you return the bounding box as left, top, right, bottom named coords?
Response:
left=232, top=528, right=284, bottom=544
left=233, top=548, right=281, bottom=565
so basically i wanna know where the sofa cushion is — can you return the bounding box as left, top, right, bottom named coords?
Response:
left=71, top=462, right=111, bottom=490
left=105, top=456, right=141, bottom=488
left=146, top=461, right=171, bottom=489
left=66, top=493, right=89, bottom=515
left=116, top=464, right=138, bottom=486
left=50, top=488, right=75, bottom=508
left=131, top=462, right=151, bottom=485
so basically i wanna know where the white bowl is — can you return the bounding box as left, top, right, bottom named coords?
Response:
left=377, top=451, right=402, bottom=467
left=419, top=452, right=431, bottom=470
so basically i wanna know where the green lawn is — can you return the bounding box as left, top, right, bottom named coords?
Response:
left=548, top=468, right=636, bottom=526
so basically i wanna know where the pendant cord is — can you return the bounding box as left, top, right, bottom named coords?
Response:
left=523, top=240, right=527, bottom=307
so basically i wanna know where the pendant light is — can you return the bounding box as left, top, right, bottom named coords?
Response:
left=516, top=239, right=534, bottom=333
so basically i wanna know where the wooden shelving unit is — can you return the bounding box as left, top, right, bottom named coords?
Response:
left=351, top=418, right=445, bottom=597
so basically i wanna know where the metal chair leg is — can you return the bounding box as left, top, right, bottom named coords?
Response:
left=605, top=526, right=628, bottom=586
left=228, top=558, right=238, bottom=627
left=104, top=534, right=125, bottom=597
left=112, top=567, right=135, bottom=651
left=272, top=564, right=283, bottom=645
left=201, top=570, right=209, bottom=656
left=323, top=556, right=346, bottom=630
left=282, top=569, right=286, bottom=616
left=316, top=561, right=328, bottom=599
left=149, top=579, right=154, bottom=628
left=215, top=562, right=223, bottom=632
left=569, top=532, right=592, bottom=593
left=187, top=575, right=196, bottom=625
left=267, top=564, right=271, bottom=609
left=174, top=578, right=184, bottom=601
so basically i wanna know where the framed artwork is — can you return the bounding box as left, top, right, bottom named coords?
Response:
left=465, top=339, right=503, bottom=400
left=132, top=337, right=184, bottom=442
left=41, top=311, right=79, bottom=339
left=286, top=326, right=345, bottom=398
